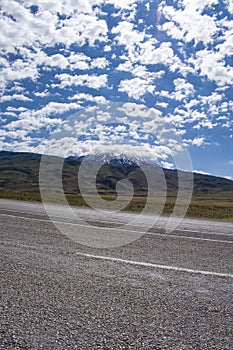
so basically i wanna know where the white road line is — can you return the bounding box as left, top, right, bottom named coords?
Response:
left=146, top=232, right=233, bottom=244
left=1, top=200, right=232, bottom=228
left=0, top=207, right=232, bottom=237
left=0, top=208, right=132, bottom=226
left=2, top=240, right=232, bottom=279
left=0, top=213, right=233, bottom=244
left=150, top=228, right=233, bottom=237
left=75, top=252, right=233, bottom=279
left=0, top=207, right=160, bottom=226
left=0, top=207, right=47, bottom=217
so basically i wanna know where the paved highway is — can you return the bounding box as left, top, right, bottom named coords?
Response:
left=0, top=199, right=232, bottom=349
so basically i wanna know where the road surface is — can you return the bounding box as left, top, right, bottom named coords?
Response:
left=0, top=199, right=232, bottom=349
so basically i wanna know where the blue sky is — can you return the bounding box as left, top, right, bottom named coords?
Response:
left=0, top=0, right=233, bottom=179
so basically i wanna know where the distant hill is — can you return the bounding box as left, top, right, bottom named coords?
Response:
left=1, top=151, right=233, bottom=199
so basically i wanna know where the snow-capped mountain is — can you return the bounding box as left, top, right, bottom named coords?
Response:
left=68, top=152, right=157, bottom=168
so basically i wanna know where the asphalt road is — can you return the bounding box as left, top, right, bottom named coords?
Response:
left=0, top=199, right=232, bottom=349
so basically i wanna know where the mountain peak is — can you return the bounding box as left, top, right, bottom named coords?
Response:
left=75, top=152, right=156, bottom=167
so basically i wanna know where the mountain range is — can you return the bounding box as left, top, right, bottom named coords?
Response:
left=1, top=150, right=233, bottom=199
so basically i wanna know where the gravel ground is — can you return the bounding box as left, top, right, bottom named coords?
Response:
left=0, top=200, right=232, bottom=349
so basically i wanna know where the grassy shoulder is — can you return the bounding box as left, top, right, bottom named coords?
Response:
left=1, top=189, right=233, bottom=221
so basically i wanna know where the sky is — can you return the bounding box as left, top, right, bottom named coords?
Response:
left=0, top=0, right=233, bottom=179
